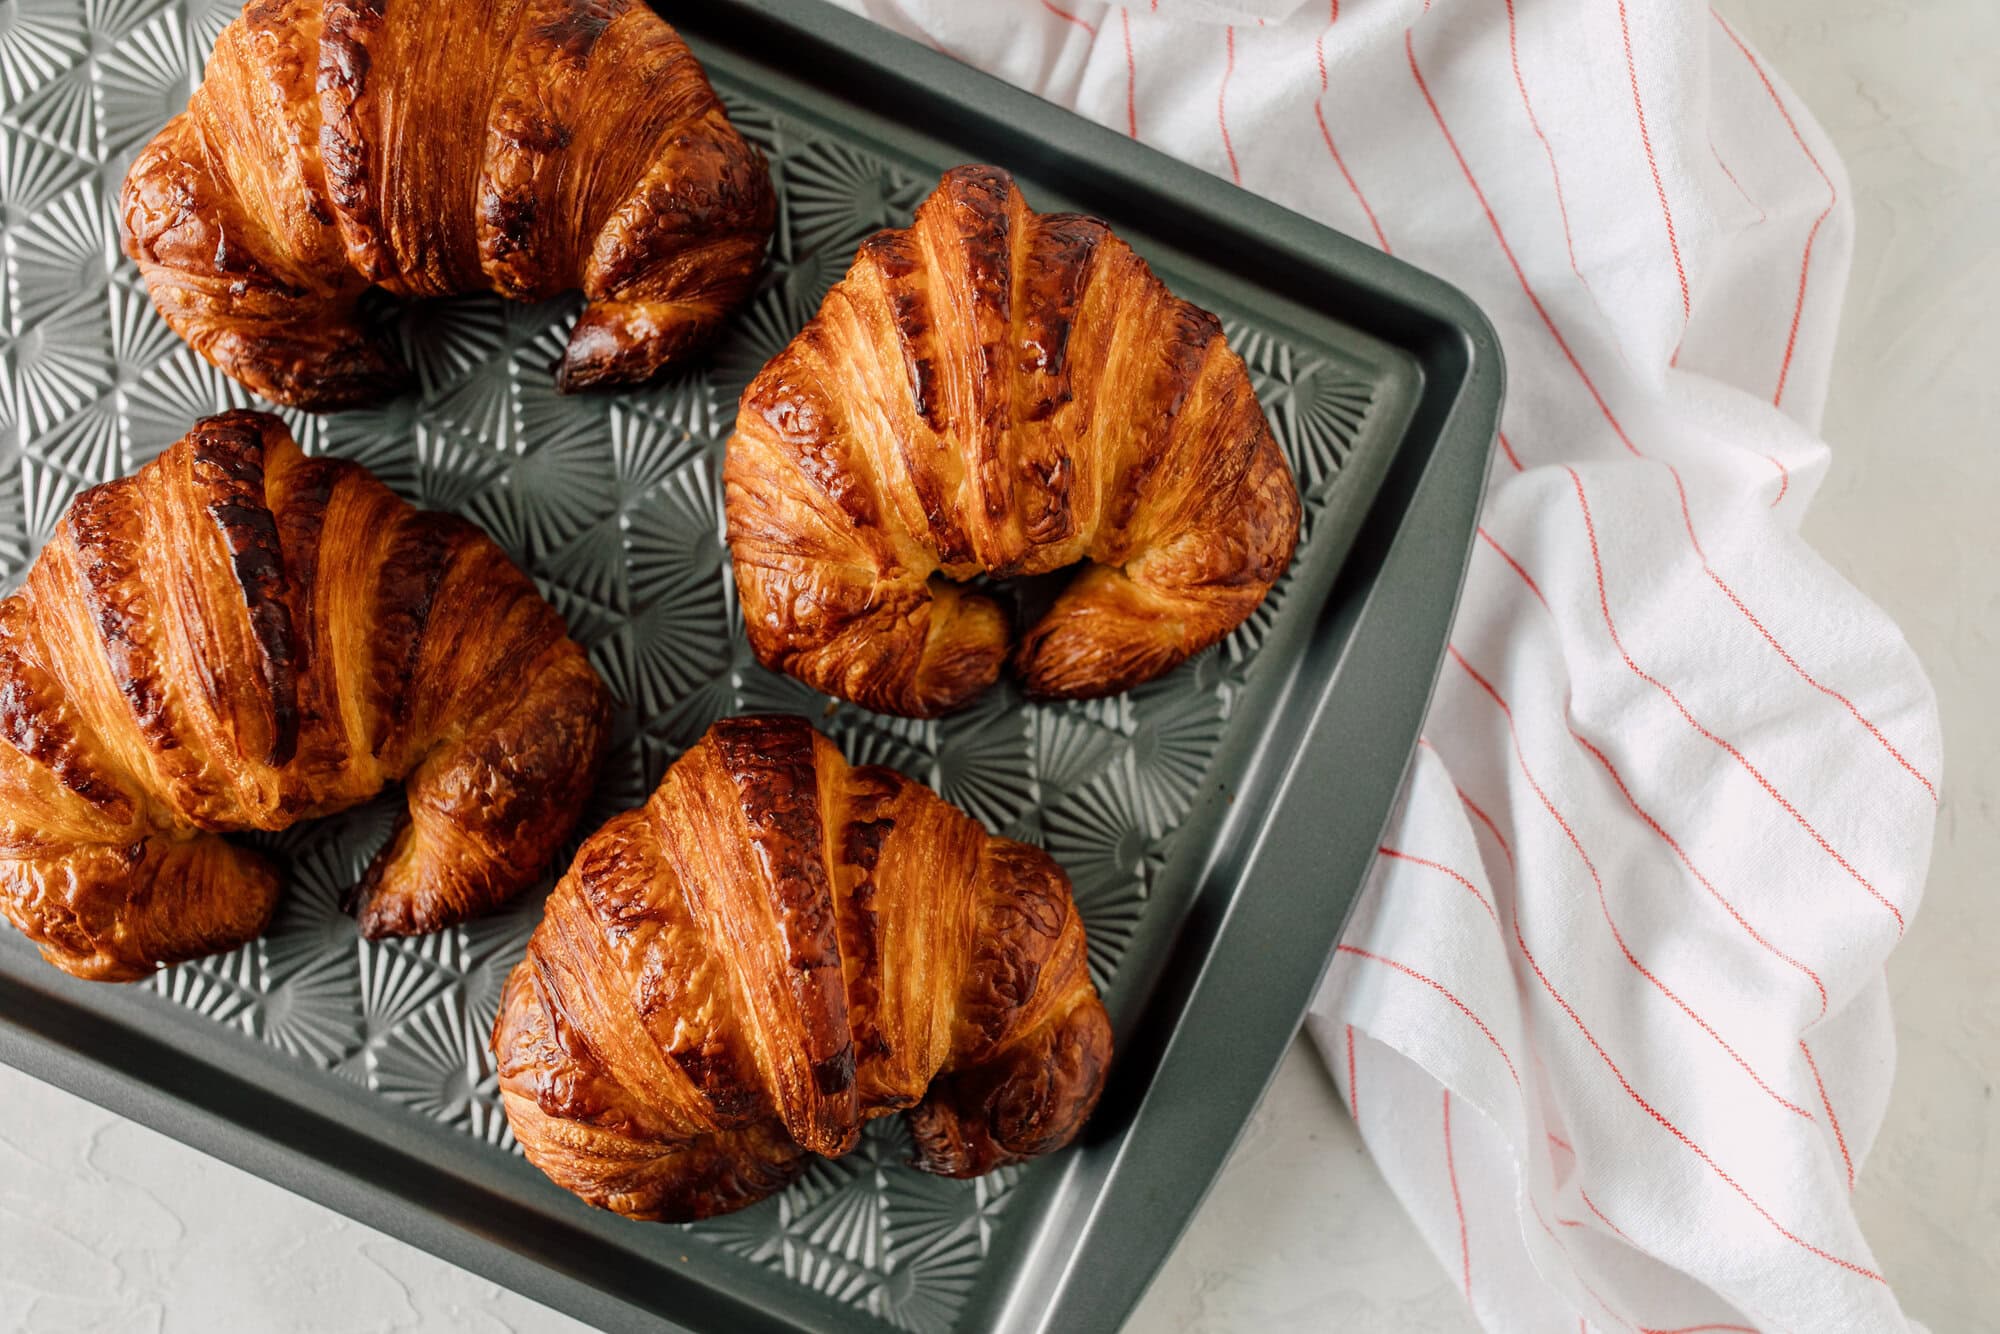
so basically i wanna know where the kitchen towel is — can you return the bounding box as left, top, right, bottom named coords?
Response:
left=816, top=1, right=1942, bottom=1330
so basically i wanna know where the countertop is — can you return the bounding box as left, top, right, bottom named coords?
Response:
left=2, top=0, right=1993, bottom=1330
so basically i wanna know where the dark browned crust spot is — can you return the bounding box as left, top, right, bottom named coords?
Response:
left=315, top=0, right=385, bottom=274
left=671, top=1040, right=764, bottom=1126
left=943, top=165, right=1015, bottom=301
left=316, top=0, right=388, bottom=279
left=861, top=230, right=942, bottom=432
left=187, top=411, right=300, bottom=766
left=1016, top=213, right=1112, bottom=552
left=524, top=944, right=605, bottom=1082
left=709, top=717, right=843, bottom=975
left=66, top=481, right=173, bottom=751
left=811, top=1043, right=856, bottom=1096
left=839, top=808, right=899, bottom=873
left=477, top=187, right=543, bottom=274
left=836, top=765, right=902, bottom=1068
left=707, top=716, right=858, bottom=1130
left=478, top=0, right=620, bottom=293
left=1015, top=212, right=1107, bottom=422
left=365, top=509, right=469, bottom=756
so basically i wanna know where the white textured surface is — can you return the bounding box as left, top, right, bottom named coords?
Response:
left=2, top=1, right=1993, bottom=1331
left=0, top=1096, right=584, bottom=1334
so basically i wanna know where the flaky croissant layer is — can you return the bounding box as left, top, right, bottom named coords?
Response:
left=727, top=165, right=1301, bottom=718
left=0, top=411, right=611, bottom=981
left=493, top=714, right=1113, bottom=1222
left=120, top=0, right=775, bottom=409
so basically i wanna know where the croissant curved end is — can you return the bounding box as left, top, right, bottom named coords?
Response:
left=1, top=836, right=284, bottom=983
left=906, top=990, right=1115, bottom=1178
left=724, top=165, right=1300, bottom=716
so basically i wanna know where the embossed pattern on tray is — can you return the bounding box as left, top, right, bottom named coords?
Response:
left=0, top=4, right=1382, bottom=1329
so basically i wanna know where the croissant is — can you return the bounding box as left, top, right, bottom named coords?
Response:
left=119, top=0, right=775, bottom=410
left=492, top=714, right=1112, bottom=1222
left=0, top=411, right=611, bottom=982
left=725, top=165, right=1300, bottom=718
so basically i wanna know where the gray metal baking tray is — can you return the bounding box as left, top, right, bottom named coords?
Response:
left=0, top=1, right=1500, bottom=1330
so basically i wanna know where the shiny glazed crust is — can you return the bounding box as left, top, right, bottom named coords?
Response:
left=725, top=165, right=1300, bottom=717
left=118, top=0, right=775, bottom=409
left=0, top=411, right=612, bottom=981
left=492, top=714, right=1112, bottom=1222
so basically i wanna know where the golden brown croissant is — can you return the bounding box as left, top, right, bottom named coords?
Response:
left=119, top=0, right=775, bottom=410
left=0, top=411, right=611, bottom=982
left=492, top=714, right=1112, bottom=1222
left=725, top=165, right=1300, bottom=718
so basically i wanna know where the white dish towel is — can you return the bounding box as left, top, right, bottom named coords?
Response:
left=818, top=1, right=1943, bottom=1329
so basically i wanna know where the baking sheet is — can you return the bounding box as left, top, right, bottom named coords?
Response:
left=0, top=2, right=1500, bottom=1330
